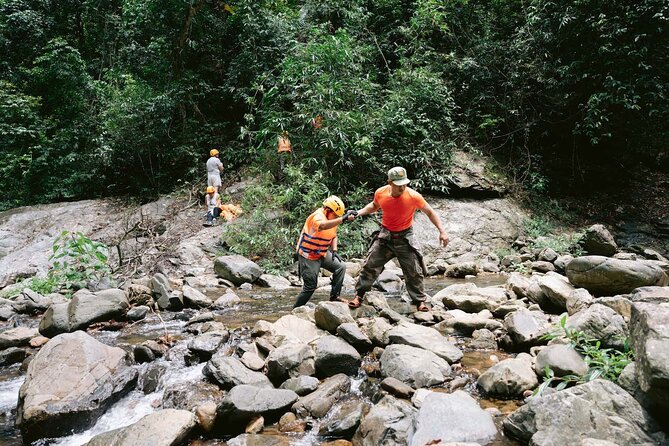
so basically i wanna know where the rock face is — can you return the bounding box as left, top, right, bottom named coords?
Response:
left=581, top=224, right=618, bottom=256
left=566, top=256, right=669, bottom=295
left=352, top=395, right=417, bottom=446
left=39, top=288, right=130, bottom=337
left=630, top=302, right=669, bottom=410
left=16, top=331, right=137, bottom=442
left=503, top=380, right=666, bottom=446
left=214, top=255, right=262, bottom=285
left=380, top=344, right=452, bottom=388
left=410, top=391, right=497, bottom=446
left=85, top=409, right=197, bottom=446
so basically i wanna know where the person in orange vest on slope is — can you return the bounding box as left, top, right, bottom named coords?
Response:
left=203, top=186, right=221, bottom=226
left=347, top=167, right=449, bottom=312
left=294, top=195, right=357, bottom=308
left=207, top=149, right=224, bottom=193
left=277, top=130, right=292, bottom=179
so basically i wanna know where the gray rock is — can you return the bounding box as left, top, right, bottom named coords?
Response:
left=126, top=305, right=149, bottom=321
left=271, top=314, right=326, bottom=344
left=226, top=434, right=291, bottom=446
left=0, top=346, right=28, bottom=366
left=17, top=331, right=137, bottom=443
left=0, top=304, right=16, bottom=321
left=493, top=300, right=528, bottom=318
left=566, top=304, right=627, bottom=349
left=629, top=286, right=669, bottom=304
left=537, top=248, right=558, bottom=263
left=151, top=273, right=175, bottom=309
left=566, top=256, right=669, bottom=296
left=126, top=284, right=152, bottom=306
left=503, top=380, right=665, bottom=446
left=554, top=254, right=574, bottom=272
left=292, top=373, right=350, bottom=418
left=216, top=385, right=298, bottom=433
left=0, top=326, right=39, bottom=349
left=434, top=309, right=503, bottom=336
left=352, top=395, right=417, bottom=446
left=12, top=288, right=51, bottom=314
left=240, top=352, right=265, bottom=371
left=581, top=224, right=618, bottom=256
left=138, top=363, right=167, bottom=394
left=336, top=322, right=373, bottom=353
left=203, top=354, right=272, bottom=390
left=257, top=274, right=293, bottom=290
left=410, top=391, right=497, bottom=446
left=503, top=310, right=551, bottom=350
left=314, top=335, right=361, bottom=377
left=445, top=262, right=479, bottom=278
left=361, top=317, right=393, bottom=346
left=182, top=285, right=212, bottom=308
left=85, top=409, right=197, bottom=446
left=213, top=289, right=241, bottom=308
left=314, top=301, right=355, bottom=333
left=380, top=344, right=452, bottom=388
left=534, top=344, right=588, bottom=377
left=214, top=255, right=263, bottom=286
left=161, top=381, right=225, bottom=410
left=467, top=329, right=498, bottom=350
left=374, top=269, right=403, bottom=293
left=566, top=288, right=594, bottom=315
left=630, top=302, right=669, bottom=410
left=477, top=354, right=538, bottom=397
left=266, top=341, right=315, bottom=385
left=387, top=322, right=463, bottom=364
left=318, top=399, right=364, bottom=438
left=279, top=375, right=319, bottom=396
left=532, top=261, right=556, bottom=273
left=188, top=331, right=229, bottom=362
left=598, top=295, right=633, bottom=318
left=39, top=289, right=130, bottom=337
left=381, top=377, right=415, bottom=399
left=537, top=273, right=575, bottom=312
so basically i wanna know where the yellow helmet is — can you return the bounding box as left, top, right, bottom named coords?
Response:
left=323, top=195, right=345, bottom=217
left=206, top=186, right=215, bottom=194
left=210, top=149, right=219, bottom=157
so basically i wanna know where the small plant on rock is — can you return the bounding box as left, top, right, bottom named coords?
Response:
left=535, top=315, right=633, bottom=396
left=48, top=231, right=112, bottom=293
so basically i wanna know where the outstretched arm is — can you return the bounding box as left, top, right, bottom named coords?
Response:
left=356, top=201, right=380, bottom=217
left=421, top=203, right=449, bottom=247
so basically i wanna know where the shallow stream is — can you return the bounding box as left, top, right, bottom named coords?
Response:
left=0, top=276, right=523, bottom=445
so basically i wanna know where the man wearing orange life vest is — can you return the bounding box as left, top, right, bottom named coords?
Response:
left=294, top=195, right=357, bottom=308
left=347, top=167, right=449, bottom=312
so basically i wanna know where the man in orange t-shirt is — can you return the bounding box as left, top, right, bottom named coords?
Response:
left=347, top=167, right=449, bottom=312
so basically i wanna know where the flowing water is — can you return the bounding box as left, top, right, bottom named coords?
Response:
left=0, top=275, right=523, bottom=445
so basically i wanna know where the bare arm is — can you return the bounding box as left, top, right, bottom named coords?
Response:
left=318, top=215, right=348, bottom=230
left=331, top=236, right=338, bottom=251
left=356, top=201, right=380, bottom=217
left=421, top=203, right=449, bottom=247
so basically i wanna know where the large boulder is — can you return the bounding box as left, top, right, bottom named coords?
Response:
left=352, top=395, right=417, bottom=446
left=581, top=224, right=618, bottom=257
left=503, top=380, right=666, bottom=446
left=16, top=331, right=137, bottom=443
left=314, top=335, right=361, bottom=377
left=409, top=391, right=497, bottom=446
left=387, top=322, right=463, bottom=364
left=380, top=344, right=452, bottom=388
left=565, top=304, right=627, bottom=350
left=216, top=385, right=298, bottom=434
left=566, top=256, right=669, bottom=296
left=536, top=272, right=576, bottom=312
left=39, top=288, right=130, bottom=337
left=214, top=255, right=262, bottom=285
left=630, top=302, right=669, bottom=411
left=85, top=409, right=197, bottom=446
left=477, top=354, right=538, bottom=397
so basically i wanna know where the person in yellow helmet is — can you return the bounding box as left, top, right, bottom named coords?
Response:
left=207, top=149, right=224, bottom=193
left=294, top=195, right=357, bottom=308
left=203, top=185, right=222, bottom=226
left=276, top=131, right=292, bottom=181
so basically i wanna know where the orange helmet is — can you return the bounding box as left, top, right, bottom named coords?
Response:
left=323, top=195, right=345, bottom=217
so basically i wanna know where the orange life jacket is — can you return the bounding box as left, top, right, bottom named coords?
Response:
left=297, top=208, right=337, bottom=260
left=277, top=136, right=292, bottom=153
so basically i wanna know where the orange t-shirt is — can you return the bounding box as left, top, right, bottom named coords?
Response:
left=374, top=185, right=426, bottom=232
left=297, top=208, right=338, bottom=260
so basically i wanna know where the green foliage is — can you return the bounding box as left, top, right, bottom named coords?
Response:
left=48, top=230, right=111, bottom=293
left=221, top=166, right=376, bottom=272
left=536, top=315, right=634, bottom=396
